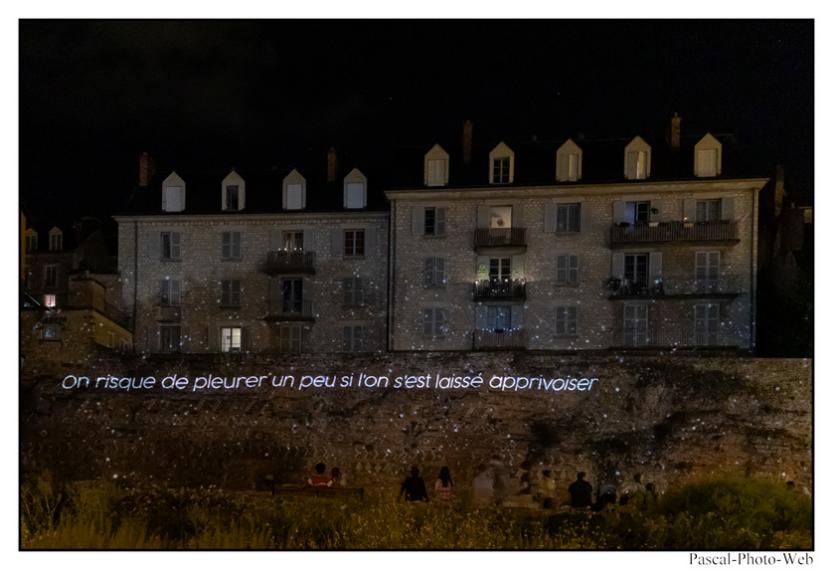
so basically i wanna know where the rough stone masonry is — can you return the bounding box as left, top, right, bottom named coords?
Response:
left=20, top=350, right=812, bottom=497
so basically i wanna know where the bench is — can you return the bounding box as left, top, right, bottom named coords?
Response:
left=270, top=484, right=364, bottom=500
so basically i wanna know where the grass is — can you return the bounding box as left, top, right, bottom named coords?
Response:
left=21, top=471, right=812, bottom=550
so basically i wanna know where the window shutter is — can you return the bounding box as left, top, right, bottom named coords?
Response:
left=556, top=152, right=569, bottom=182
left=511, top=304, right=524, bottom=330
left=161, top=187, right=167, bottom=211
left=683, top=198, right=697, bottom=222
left=512, top=203, right=523, bottom=228
left=238, top=186, right=246, bottom=211
left=180, top=187, right=186, bottom=211
left=171, top=232, right=182, bottom=258
left=301, top=184, right=307, bottom=210
left=544, top=203, right=557, bottom=233
left=281, top=185, right=288, bottom=209
left=437, top=258, right=446, bottom=286
left=423, top=258, right=434, bottom=287
left=364, top=227, right=375, bottom=256
left=475, top=305, right=488, bottom=330
left=159, top=279, right=167, bottom=303
left=476, top=205, right=490, bottom=228
left=270, top=230, right=281, bottom=250
left=511, top=255, right=525, bottom=281
left=578, top=202, right=586, bottom=232
left=613, top=201, right=626, bottom=224
left=626, top=151, right=638, bottom=179
left=612, top=252, right=625, bottom=278
left=436, top=208, right=447, bottom=236
left=476, top=256, right=489, bottom=281
left=147, top=232, right=160, bottom=259
left=649, top=252, right=663, bottom=281
left=242, top=328, right=251, bottom=352
left=330, top=228, right=344, bottom=258
left=571, top=254, right=580, bottom=283
left=721, top=197, right=735, bottom=221
left=221, top=186, right=227, bottom=211
left=411, top=206, right=425, bottom=235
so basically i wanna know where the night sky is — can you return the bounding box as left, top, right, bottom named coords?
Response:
left=19, top=20, right=813, bottom=223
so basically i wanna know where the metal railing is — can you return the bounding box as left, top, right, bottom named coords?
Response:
left=610, top=221, right=738, bottom=244
left=262, top=251, right=316, bottom=274
left=266, top=299, right=315, bottom=321
left=613, top=325, right=737, bottom=348
left=607, top=277, right=742, bottom=298
left=473, top=329, right=527, bottom=350
left=473, top=279, right=526, bottom=300
left=473, top=227, right=527, bottom=248
left=155, top=305, right=182, bottom=322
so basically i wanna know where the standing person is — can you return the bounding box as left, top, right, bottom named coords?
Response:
left=434, top=466, right=454, bottom=502
left=330, top=467, right=345, bottom=488
left=399, top=466, right=429, bottom=502
left=307, top=462, right=332, bottom=487
left=567, top=471, right=593, bottom=509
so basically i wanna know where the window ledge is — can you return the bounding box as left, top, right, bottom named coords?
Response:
left=221, top=258, right=243, bottom=262
left=160, top=258, right=182, bottom=263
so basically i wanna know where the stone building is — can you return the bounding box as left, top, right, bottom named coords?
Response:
left=115, top=150, right=389, bottom=354
left=386, top=117, right=767, bottom=351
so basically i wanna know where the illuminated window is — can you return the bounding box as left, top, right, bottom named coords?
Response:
left=555, top=306, right=577, bottom=336
left=422, top=308, right=447, bottom=338
left=344, top=229, right=366, bottom=257
left=43, top=294, right=56, bottom=308
left=220, top=326, right=243, bottom=352
left=488, top=206, right=513, bottom=228
left=220, top=280, right=241, bottom=307
left=160, top=232, right=182, bottom=260
left=221, top=232, right=242, bottom=260
left=342, top=326, right=366, bottom=352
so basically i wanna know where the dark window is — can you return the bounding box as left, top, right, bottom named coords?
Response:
left=487, top=305, right=512, bottom=332
left=423, top=258, right=446, bottom=288
left=283, top=231, right=304, bottom=251
left=555, top=255, right=579, bottom=284
left=625, top=201, right=651, bottom=224
left=221, top=232, right=241, bottom=259
left=489, top=258, right=511, bottom=282
left=343, top=277, right=365, bottom=305
left=342, top=326, right=366, bottom=352
left=344, top=229, right=365, bottom=257
left=422, top=308, right=447, bottom=338
left=161, top=232, right=182, bottom=260
left=221, top=280, right=241, bottom=307
left=225, top=185, right=240, bottom=211
left=556, top=203, right=581, bottom=232
left=492, top=157, right=510, bottom=184
left=278, top=325, right=302, bottom=353
left=160, top=325, right=181, bottom=353
left=424, top=207, right=447, bottom=236
left=282, top=279, right=303, bottom=313
left=44, top=265, right=58, bottom=289
left=696, top=199, right=721, bottom=222
left=160, top=279, right=182, bottom=306
left=555, top=306, right=577, bottom=336
left=624, top=254, right=649, bottom=288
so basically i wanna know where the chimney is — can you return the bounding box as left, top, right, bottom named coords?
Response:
left=462, top=120, right=473, bottom=164
left=138, top=151, right=155, bottom=187
left=670, top=112, right=681, bottom=150
left=774, top=165, right=786, bottom=218
left=327, top=147, right=338, bottom=182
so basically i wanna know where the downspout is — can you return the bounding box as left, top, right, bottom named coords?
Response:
left=387, top=201, right=396, bottom=352
left=133, top=221, right=139, bottom=352
left=750, top=187, right=759, bottom=353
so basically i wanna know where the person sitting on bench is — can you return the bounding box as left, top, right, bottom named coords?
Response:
left=307, top=462, right=332, bottom=487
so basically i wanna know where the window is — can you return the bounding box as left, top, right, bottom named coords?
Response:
left=221, top=232, right=241, bottom=260
left=225, top=185, right=240, bottom=211
left=343, top=277, right=365, bottom=305
left=427, top=159, right=446, bottom=186
left=555, top=255, right=579, bottom=285
left=160, top=279, right=182, bottom=306
left=556, top=203, right=581, bottom=233
left=42, top=323, right=62, bottom=341
left=423, top=257, right=446, bottom=288
left=282, top=231, right=304, bottom=251
left=44, top=265, right=58, bottom=289
left=567, top=153, right=580, bottom=181
left=696, top=199, right=722, bottom=222
left=345, top=182, right=365, bottom=209
left=43, top=294, right=56, bottom=308
left=281, top=279, right=304, bottom=314
left=626, top=151, right=648, bottom=180
left=161, top=232, right=182, bottom=260
left=220, top=326, right=243, bottom=352
left=555, top=306, right=578, bottom=336
left=624, top=254, right=649, bottom=288
left=694, top=303, right=720, bottom=345
left=342, top=326, right=367, bottom=352
left=489, top=206, right=513, bottom=229
left=344, top=229, right=366, bottom=257
left=623, top=305, right=649, bottom=346
left=278, top=325, right=302, bottom=353
left=625, top=201, right=651, bottom=224
left=697, top=149, right=718, bottom=178
left=160, top=325, right=181, bottom=353
left=164, top=186, right=184, bottom=212
left=422, top=308, right=447, bottom=338
left=26, top=230, right=38, bottom=253
left=492, top=157, right=511, bottom=184
left=286, top=183, right=304, bottom=210
left=489, top=258, right=512, bottom=283
left=487, top=305, right=512, bottom=332
left=695, top=251, right=720, bottom=291
left=424, top=207, right=447, bottom=236
left=49, top=230, right=62, bottom=252
left=220, top=280, right=241, bottom=307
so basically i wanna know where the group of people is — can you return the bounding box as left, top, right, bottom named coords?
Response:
left=399, top=466, right=455, bottom=503
left=567, top=472, right=659, bottom=511
left=305, top=462, right=345, bottom=488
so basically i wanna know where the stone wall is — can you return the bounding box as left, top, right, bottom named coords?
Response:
left=20, top=351, right=811, bottom=498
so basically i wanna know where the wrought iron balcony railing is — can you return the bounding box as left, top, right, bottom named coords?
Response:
left=473, top=279, right=526, bottom=300
left=610, top=221, right=738, bottom=245
left=612, top=325, right=737, bottom=349
left=607, top=277, right=741, bottom=299
left=265, top=299, right=315, bottom=321
left=262, top=250, right=316, bottom=275
left=473, top=227, right=527, bottom=249
left=473, top=328, right=527, bottom=350
left=155, top=305, right=182, bottom=322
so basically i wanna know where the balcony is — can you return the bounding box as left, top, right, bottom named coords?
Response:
left=473, top=227, right=527, bottom=252
left=264, top=299, right=315, bottom=322
left=612, top=325, right=737, bottom=349
left=155, top=305, right=182, bottom=322
left=473, top=279, right=526, bottom=301
left=609, top=221, right=739, bottom=246
left=104, top=302, right=132, bottom=330
left=473, top=329, right=527, bottom=351
left=607, top=277, right=741, bottom=300
left=261, top=251, right=316, bottom=275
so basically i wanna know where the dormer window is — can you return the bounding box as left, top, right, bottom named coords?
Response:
left=343, top=168, right=367, bottom=209
left=424, top=144, right=450, bottom=187
left=162, top=172, right=186, bottom=212
left=556, top=139, right=583, bottom=182
left=222, top=170, right=246, bottom=211
left=282, top=169, right=306, bottom=210
left=48, top=227, right=63, bottom=252
left=489, top=142, right=515, bottom=184
left=25, top=229, right=38, bottom=253
left=694, top=133, right=723, bottom=178
left=624, top=136, right=651, bottom=180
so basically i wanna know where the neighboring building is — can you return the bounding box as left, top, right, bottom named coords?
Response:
left=115, top=149, right=389, bottom=354
left=386, top=116, right=767, bottom=351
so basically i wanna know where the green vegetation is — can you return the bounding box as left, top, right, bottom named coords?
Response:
left=21, top=472, right=811, bottom=550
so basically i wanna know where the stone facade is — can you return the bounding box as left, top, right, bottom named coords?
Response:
left=115, top=212, right=389, bottom=354
left=387, top=180, right=765, bottom=351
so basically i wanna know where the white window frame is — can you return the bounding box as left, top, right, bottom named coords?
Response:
left=43, top=294, right=56, bottom=308
left=220, top=326, right=243, bottom=353
left=278, top=324, right=303, bottom=353
left=491, top=156, right=511, bottom=184
left=695, top=199, right=722, bottom=222
left=424, top=207, right=447, bottom=236
left=225, top=185, right=241, bottom=211
left=344, top=229, right=366, bottom=257
left=160, top=279, right=182, bottom=307
left=424, top=257, right=446, bottom=288
left=695, top=251, right=720, bottom=291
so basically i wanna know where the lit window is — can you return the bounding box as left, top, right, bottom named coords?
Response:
left=220, top=327, right=243, bottom=352
left=43, top=294, right=56, bottom=308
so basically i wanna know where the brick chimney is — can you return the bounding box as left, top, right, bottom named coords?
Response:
left=462, top=120, right=473, bottom=164
left=670, top=112, right=681, bottom=150
left=774, top=164, right=786, bottom=218
left=138, top=151, right=155, bottom=187
left=327, top=147, right=338, bottom=182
